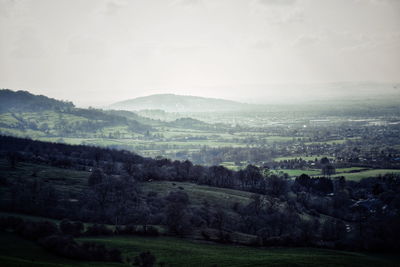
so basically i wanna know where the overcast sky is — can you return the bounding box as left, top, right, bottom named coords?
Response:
left=0, top=0, right=399, bottom=106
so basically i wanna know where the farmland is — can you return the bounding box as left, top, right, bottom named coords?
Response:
left=1, top=91, right=400, bottom=179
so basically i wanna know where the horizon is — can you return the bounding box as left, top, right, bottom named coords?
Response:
left=3, top=81, right=400, bottom=108
left=1, top=0, right=399, bottom=107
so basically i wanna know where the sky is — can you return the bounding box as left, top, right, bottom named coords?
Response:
left=0, top=0, right=399, bottom=106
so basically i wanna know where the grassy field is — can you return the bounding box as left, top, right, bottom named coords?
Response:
left=304, top=137, right=361, bottom=145
left=79, top=235, right=400, bottom=267
left=141, top=181, right=254, bottom=210
left=0, top=232, right=122, bottom=267
left=333, top=169, right=400, bottom=181
left=336, top=167, right=369, bottom=173
left=0, top=113, right=302, bottom=159
left=1, top=231, right=398, bottom=267
left=273, top=155, right=335, bottom=162
left=275, top=167, right=400, bottom=181
left=275, top=169, right=322, bottom=177
left=0, top=211, right=61, bottom=224
left=0, top=159, right=89, bottom=194
left=220, top=161, right=247, bottom=171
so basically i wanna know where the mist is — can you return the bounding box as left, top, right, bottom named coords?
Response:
left=0, top=0, right=399, bottom=107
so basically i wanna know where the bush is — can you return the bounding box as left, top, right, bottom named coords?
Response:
left=60, top=219, right=84, bottom=236
left=0, top=216, right=24, bottom=230
left=133, top=251, right=156, bottom=267
left=115, top=225, right=159, bottom=237
left=16, top=220, right=58, bottom=240
left=39, top=235, right=122, bottom=262
left=84, top=224, right=113, bottom=236
left=201, top=230, right=211, bottom=241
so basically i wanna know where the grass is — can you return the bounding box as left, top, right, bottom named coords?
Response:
left=265, top=136, right=295, bottom=142
left=273, top=155, right=334, bottom=162
left=35, top=136, right=248, bottom=150
left=276, top=167, right=399, bottom=180
left=0, top=231, right=122, bottom=266
left=141, top=181, right=254, bottom=210
left=220, top=161, right=247, bottom=171
left=79, top=235, right=400, bottom=267
left=0, top=159, right=89, bottom=194
left=1, top=155, right=400, bottom=266
left=304, top=137, right=361, bottom=145
left=333, top=169, right=400, bottom=181
left=0, top=160, right=254, bottom=223
left=275, top=169, right=322, bottom=177
left=0, top=212, right=60, bottom=224
left=2, top=230, right=398, bottom=267
left=336, top=167, right=369, bottom=173
left=0, top=126, right=47, bottom=138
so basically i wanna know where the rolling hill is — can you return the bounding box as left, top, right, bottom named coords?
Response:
left=0, top=89, right=152, bottom=137
left=0, top=89, right=74, bottom=113
left=108, top=94, right=257, bottom=113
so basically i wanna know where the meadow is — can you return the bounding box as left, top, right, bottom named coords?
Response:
left=1, top=231, right=398, bottom=267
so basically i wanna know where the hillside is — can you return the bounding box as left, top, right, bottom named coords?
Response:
left=0, top=90, right=231, bottom=147
left=0, top=136, right=400, bottom=266
left=0, top=89, right=153, bottom=138
left=108, top=94, right=257, bottom=113
left=0, top=89, right=74, bottom=113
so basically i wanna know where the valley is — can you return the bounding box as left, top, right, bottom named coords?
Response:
left=0, top=89, right=400, bottom=266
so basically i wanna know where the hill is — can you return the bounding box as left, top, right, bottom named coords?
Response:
left=0, top=89, right=74, bottom=113
left=108, top=94, right=257, bottom=113
left=1, top=136, right=400, bottom=266
left=0, top=89, right=152, bottom=137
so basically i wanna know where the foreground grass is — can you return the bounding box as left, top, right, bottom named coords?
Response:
left=80, top=235, right=400, bottom=267
left=0, top=232, right=122, bottom=267
left=1, top=222, right=399, bottom=267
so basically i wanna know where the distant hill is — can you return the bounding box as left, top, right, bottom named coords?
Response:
left=0, top=89, right=74, bottom=113
left=108, top=94, right=257, bottom=113
left=0, top=89, right=152, bottom=135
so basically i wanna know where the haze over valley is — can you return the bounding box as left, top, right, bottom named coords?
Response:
left=1, top=0, right=400, bottom=266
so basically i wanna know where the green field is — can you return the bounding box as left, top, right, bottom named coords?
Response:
left=142, top=181, right=254, bottom=210
left=220, top=161, right=247, bottom=171
left=275, top=169, right=322, bottom=176
left=0, top=159, right=89, bottom=195
left=275, top=167, right=399, bottom=180
left=2, top=231, right=398, bottom=267
left=0, top=232, right=121, bottom=267
left=304, top=137, right=361, bottom=145
left=333, top=169, right=400, bottom=181
left=0, top=113, right=303, bottom=160
left=79, top=235, right=399, bottom=267
left=273, top=155, right=335, bottom=162
left=336, top=167, right=369, bottom=173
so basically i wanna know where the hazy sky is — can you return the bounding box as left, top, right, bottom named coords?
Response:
left=0, top=0, right=399, bottom=106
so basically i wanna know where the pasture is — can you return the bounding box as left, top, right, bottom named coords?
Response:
left=79, top=235, right=400, bottom=267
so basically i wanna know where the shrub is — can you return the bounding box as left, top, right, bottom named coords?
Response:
left=133, top=251, right=156, bottom=267
left=85, top=224, right=113, bottom=236
left=39, top=235, right=122, bottom=262
left=16, top=220, right=58, bottom=240
left=0, top=216, right=24, bottom=230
